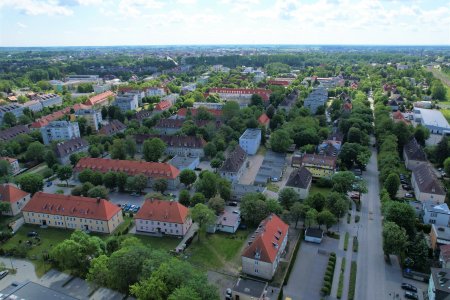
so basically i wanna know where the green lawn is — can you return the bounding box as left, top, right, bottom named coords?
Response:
left=442, top=109, right=450, bottom=123
left=130, top=234, right=179, bottom=251
left=266, top=183, right=280, bottom=193
left=310, top=184, right=332, bottom=196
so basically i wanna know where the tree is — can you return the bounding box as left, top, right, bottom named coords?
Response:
left=222, top=101, right=240, bottom=121
left=250, top=94, right=263, bottom=107
left=89, top=146, right=100, bottom=158
left=0, top=160, right=12, bottom=178
left=90, top=171, right=103, bottom=186
left=290, top=202, right=309, bottom=228
left=414, top=125, right=430, bottom=146
left=278, top=188, right=299, bottom=210
left=210, top=158, right=223, bottom=172
left=2, top=112, right=16, bottom=126
left=384, top=173, right=400, bottom=199
left=191, top=192, right=206, bottom=206
left=444, top=157, right=450, bottom=177
left=317, top=210, right=337, bottom=231
left=179, top=169, right=197, bottom=187
left=78, top=169, right=93, bottom=183
left=305, top=208, right=318, bottom=228
left=190, top=204, right=216, bottom=241
left=86, top=254, right=110, bottom=287
left=305, top=193, right=326, bottom=212
left=87, top=186, right=108, bottom=199
left=384, top=201, right=417, bottom=238
left=57, top=165, right=73, bottom=187
left=270, top=129, right=293, bottom=153
left=203, top=143, right=217, bottom=158
left=347, top=127, right=363, bottom=144
left=133, top=175, right=148, bottom=194
left=153, top=178, right=168, bottom=194
left=168, top=286, right=201, bottom=300
left=125, top=138, right=137, bottom=158
left=240, top=193, right=269, bottom=226
left=332, top=171, right=356, bottom=193
left=382, top=221, right=408, bottom=256
left=103, top=172, right=116, bottom=190
left=143, top=138, right=166, bottom=162
left=44, top=150, right=58, bottom=168
left=82, top=182, right=94, bottom=196
left=110, top=139, right=127, bottom=160
left=16, top=173, right=43, bottom=194
left=266, top=198, right=283, bottom=215
left=432, top=81, right=447, bottom=100
left=327, top=192, right=348, bottom=218
left=207, top=196, right=225, bottom=215
left=116, top=172, right=128, bottom=192
left=179, top=189, right=191, bottom=206
left=0, top=202, right=11, bottom=215
left=25, top=141, right=45, bottom=162
left=405, top=234, right=429, bottom=272
left=435, top=136, right=449, bottom=166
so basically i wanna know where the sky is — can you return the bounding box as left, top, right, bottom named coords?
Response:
left=0, top=0, right=449, bottom=47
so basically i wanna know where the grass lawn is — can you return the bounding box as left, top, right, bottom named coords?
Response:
left=442, top=109, right=450, bottom=123
left=310, top=184, right=332, bottom=196
left=186, top=229, right=250, bottom=271
left=266, top=183, right=280, bottom=193
left=21, top=163, right=48, bottom=177
left=129, top=234, right=179, bottom=252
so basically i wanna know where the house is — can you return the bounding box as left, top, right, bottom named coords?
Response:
left=133, top=110, right=152, bottom=124
left=134, top=134, right=206, bottom=158
left=84, top=91, right=115, bottom=108
left=0, top=184, right=31, bottom=216
left=239, top=128, right=261, bottom=155
left=278, top=90, right=298, bottom=111
left=0, top=125, right=30, bottom=141
left=411, top=163, right=446, bottom=203
left=193, top=102, right=225, bottom=110
left=428, top=267, right=450, bottom=300
left=74, top=108, right=103, bottom=131
left=293, top=154, right=337, bottom=178
left=177, top=108, right=223, bottom=119
left=317, top=139, right=342, bottom=157
left=208, top=210, right=241, bottom=234
left=0, top=103, right=24, bottom=125
left=31, top=106, right=76, bottom=129
left=439, top=245, right=450, bottom=268
left=258, top=113, right=270, bottom=128
left=98, top=120, right=126, bottom=135
left=220, top=145, right=247, bottom=183
left=285, top=167, right=312, bottom=199
left=145, top=87, right=166, bottom=97
left=423, top=201, right=450, bottom=227
left=388, top=99, right=399, bottom=111
left=0, top=281, right=78, bottom=300
left=37, top=93, right=62, bottom=108
left=414, top=108, right=450, bottom=135
left=231, top=277, right=268, bottom=300
left=169, top=155, right=200, bottom=171
left=40, top=121, right=80, bottom=145
left=155, top=100, right=172, bottom=111
left=134, top=199, right=191, bottom=237
left=304, top=87, right=328, bottom=114
left=241, top=214, right=288, bottom=280
left=22, top=100, right=43, bottom=112
left=55, top=137, right=89, bottom=165
left=403, top=138, right=427, bottom=170
left=74, top=157, right=180, bottom=189
left=209, top=88, right=272, bottom=105
left=392, top=110, right=410, bottom=125
left=154, top=118, right=221, bottom=135
left=254, top=151, right=286, bottom=186
left=304, top=227, right=324, bottom=243
left=0, top=157, right=20, bottom=175
left=114, top=93, right=139, bottom=111
left=231, top=183, right=266, bottom=201
left=22, top=192, right=123, bottom=233
left=430, top=225, right=450, bottom=250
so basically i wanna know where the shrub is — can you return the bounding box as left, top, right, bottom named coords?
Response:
left=355, top=215, right=360, bottom=223
left=348, top=262, right=357, bottom=300
left=321, top=287, right=330, bottom=295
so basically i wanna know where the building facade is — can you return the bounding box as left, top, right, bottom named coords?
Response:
left=220, top=146, right=248, bottom=183
left=423, top=201, right=450, bottom=227
left=239, top=128, right=261, bottom=155
left=0, top=104, right=23, bottom=125
left=403, top=138, right=427, bottom=170
left=134, top=134, right=206, bottom=158
left=411, top=163, right=446, bottom=203
left=0, top=157, right=20, bottom=175
left=55, top=137, right=89, bottom=165
left=114, top=94, right=139, bottom=111
left=285, top=167, right=312, bottom=199
left=75, top=108, right=103, bottom=131
left=40, top=121, right=80, bottom=145
left=0, top=184, right=31, bottom=216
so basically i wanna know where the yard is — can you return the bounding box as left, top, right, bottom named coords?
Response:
left=185, top=229, right=251, bottom=272
left=310, top=184, right=332, bottom=196
left=442, top=109, right=450, bottom=123
left=130, top=234, right=179, bottom=251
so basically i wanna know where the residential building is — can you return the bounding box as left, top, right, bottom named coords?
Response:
left=403, top=138, right=427, bottom=170
left=258, top=113, right=270, bottom=128
left=37, top=94, right=62, bottom=108
left=40, top=121, right=80, bottom=145
left=268, top=79, right=291, bottom=87
left=154, top=118, right=221, bottom=135
left=241, top=214, right=289, bottom=280
left=84, top=91, right=115, bottom=108
left=66, top=75, right=100, bottom=82
left=134, top=199, right=191, bottom=237
left=429, top=267, right=450, bottom=300
left=231, top=278, right=268, bottom=300
left=114, top=93, right=138, bottom=111
left=208, top=210, right=241, bottom=234
left=0, top=103, right=23, bottom=124
left=22, top=100, right=43, bottom=112
left=430, top=224, right=450, bottom=250
left=392, top=110, right=410, bottom=125
left=98, top=120, right=126, bottom=135
left=22, top=192, right=123, bottom=233
left=0, top=184, right=31, bottom=216
left=293, top=154, right=337, bottom=178
left=278, top=90, right=298, bottom=111
left=411, top=163, right=446, bottom=203
left=162, top=94, right=179, bottom=106
left=93, top=83, right=111, bottom=93
left=318, top=139, right=342, bottom=157
left=414, top=108, right=450, bottom=135
left=55, top=137, right=89, bottom=165
left=31, top=106, right=76, bottom=129
left=305, top=227, right=324, bottom=243
left=254, top=151, right=286, bottom=185
left=133, top=110, right=152, bottom=124
left=74, top=157, right=180, bottom=189
left=231, top=183, right=266, bottom=201
left=0, top=125, right=30, bottom=141
left=193, top=102, right=225, bottom=110
left=117, top=88, right=145, bottom=105
left=423, top=201, right=450, bottom=227
left=134, top=134, right=206, bottom=157
left=220, top=146, right=248, bottom=183
left=0, top=157, right=20, bottom=175
left=304, top=87, right=328, bottom=114
left=177, top=108, right=223, bottom=119
left=414, top=101, right=433, bottom=109
left=0, top=281, right=78, bottom=300
left=145, top=87, right=166, bottom=97
left=208, top=88, right=272, bottom=105
left=74, top=108, right=103, bottom=131
left=388, top=99, right=399, bottom=111
left=239, top=128, right=262, bottom=155
left=155, top=100, right=172, bottom=111
left=169, top=155, right=200, bottom=171
left=439, top=245, right=450, bottom=268
left=285, top=167, right=313, bottom=199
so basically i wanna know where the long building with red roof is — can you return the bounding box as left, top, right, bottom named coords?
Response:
left=241, top=214, right=289, bottom=279
left=22, top=192, right=123, bottom=233
left=0, top=184, right=31, bottom=216
left=84, top=91, right=115, bottom=107
left=74, top=157, right=180, bottom=188
left=209, top=87, right=272, bottom=104
left=134, top=199, right=192, bottom=237
left=177, top=107, right=222, bottom=119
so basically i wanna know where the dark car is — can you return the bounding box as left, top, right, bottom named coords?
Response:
left=27, top=231, right=38, bottom=237
left=228, top=201, right=238, bottom=207
left=46, top=181, right=52, bottom=187
left=404, top=291, right=419, bottom=300
left=0, top=270, right=8, bottom=280
left=401, top=283, right=417, bottom=292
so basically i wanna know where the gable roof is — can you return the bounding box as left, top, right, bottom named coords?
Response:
left=133, top=110, right=152, bottom=121
left=403, top=138, right=427, bottom=162
left=75, top=157, right=180, bottom=179
left=0, top=125, right=30, bottom=141
left=258, top=113, right=270, bottom=125
left=177, top=108, right=223, bottom=118
left=98, top=120, right=126, bottom=135
left=55, top=137, right=89, bottom=158
left=155, top=100, right=172, bottom=111
left=85, top=91, right=115, bottom=106
left=300, top=154, right=337, bottom=168
left=134, top=134, right=206, bottom=148
left=22, top=192, right=120, bottom=221
left=0, top=184, right=29, bottom=203
left=286, top=167, right=312, bottom=189
left=412, top=163, right=446, bottom=196
left=31, top=106, right=75, bottom=128
left=220, top=145, right=247, bottom=173
left=209, top=88, right=272, bottom=101
left=135, top=199, right=189, bottom=223
left=242, top=214, right=289, bottom=263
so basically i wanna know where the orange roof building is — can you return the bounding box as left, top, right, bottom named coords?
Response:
left=177, top=108, right=223, bottom=118
left=22, top=192, right=123, bottom=234
left=0, top=184, right=31, bottom=216
left=241, top=214, right=289, bottom=280
left=134, top=199, right=192, bottom=236
left=84, top=91, right=115, bottom=107
left=155, top=100, right=172, bottom=111
left=258, top=113, right=270, bottom=126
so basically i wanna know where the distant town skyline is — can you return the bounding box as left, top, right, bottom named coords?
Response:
left=1, top=0, right=449, bottom=47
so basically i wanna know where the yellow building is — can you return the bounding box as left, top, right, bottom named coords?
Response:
left=22, top=192, right=123, bottom=234
left=292, top=154, right=337, bottom=178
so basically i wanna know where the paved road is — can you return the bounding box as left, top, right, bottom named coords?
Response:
left=0, top=257, right=38, bottom=290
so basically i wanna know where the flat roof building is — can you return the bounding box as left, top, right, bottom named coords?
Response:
left=414, top=108, right=450, bottom=135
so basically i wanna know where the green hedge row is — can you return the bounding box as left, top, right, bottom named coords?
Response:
left=321, top=252, right=336, bottom=296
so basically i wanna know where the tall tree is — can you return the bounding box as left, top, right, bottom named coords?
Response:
left=190, top=203, right=216, bottom=241
left=116, top=172, right=128, bottom=192
left=179, top=169, right=197, bottom=187
left=384, top=201, right=417, bottom=238
left=16, top=173, right=43, bottom=194
left=290, top=202, right=310, bottom=228
left=384, top=173, right=400, bottom=199
left=270, top=129, right=293, bottom=153
left=110, top=139, right=127, bottom=160
left=305, top=208, right=318, bottom=228
left=143, top=138, right=166, bottom=162
left=2, top=112, right=16, bottom=126
left=278, top=188, right=299, bottom=210
left=413, top=125, right=430, bottom=147
left=25, top=141, right=45, bottom=162
left=102, top=172, right=117, bottom=190
left=207, top=196, right=225, bottom=215
left=87, top=186, right=108, bottom=199
left=382, top=221, right=408, bottom=256
left=317, top=210, right=337, bottom=231
left=179, top=189, right=191, bottom=207
left=57, top=165, right=73, bottom=187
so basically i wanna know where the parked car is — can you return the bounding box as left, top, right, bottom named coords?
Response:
left=402, top=184, right=412, bottom=190
left=0, top=270, right=8, bottom=280
left=405, top=193, right=414, bottom=198
left=225, top=288, right=232, bottom=300
left=232, top=210, right=240, bottom=215
left=401, top=283, right=417, bottom=292
left=228, top=201, right=238, bottom=207
left=27, top=231, right=38, bottom=237
left=46, top=181, right=52, bottom=187
left=404, top=291, right=419, bottom=300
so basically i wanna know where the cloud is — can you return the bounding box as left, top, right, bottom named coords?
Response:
left=0, top=0, right=73, bottom=16
left=17, top=22, right=27, bottom=28
left=176, top=0, right=197, bottom=4
left=117, top=0, right=165, bottom=17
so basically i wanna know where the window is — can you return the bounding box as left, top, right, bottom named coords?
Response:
left=431, top=213, right=438, bottom=217
left=430, top=219, right=436, bottom=224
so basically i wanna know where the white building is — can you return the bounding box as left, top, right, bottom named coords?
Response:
left=38, top=94, right=62, bottom=108
left=193, top=102, right=225, bottom=110
left=40, top=121, right=80, bottom=145
left=145, top=87, right=166, bottom=97
left=75, top=108, right=102, bottom=131
left=411, top=163, right=446, bottom=204
left=0, top=104, right=23, bottom=125
left=423, top=201, right=450, bottom=227
left=208, top=210, right=241, bottom=234
left=0, top=157, right=20, bottom=175
left=114, top=94, right=139, bottom=111
left=239, top=128, right=261, bottom=155
left=22, top=100, right=43, bottom=112
left=0, top=184, right=30, bottom=216
left=414, top=108, right=450, bottom=135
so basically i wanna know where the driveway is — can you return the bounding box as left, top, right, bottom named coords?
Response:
left=239, top=154, right=264, bottom=185
left=0, top=257, right=38, bottom=290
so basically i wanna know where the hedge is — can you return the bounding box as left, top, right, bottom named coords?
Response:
left=337, top=257, right=346, bottom=299
left=344, top=232, right=349, bottom=251
left=321, top=252, right=337, bottom=296
left=348, top=261, right=357, bottom=300
left=353, top=236, right=358, bottom=252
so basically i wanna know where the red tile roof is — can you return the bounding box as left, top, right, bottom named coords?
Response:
left=75, top=157, right=180, bottom=180
left=155, top=100, right=172, bottom=111
left=177, top=108, right=223, bottom=118
left=242, top=214, right=289, bottom=263
left=209, top=88, right=272, bottom=101
left=85, top=91, right=115, bottom=106
left=98, top=120, right=126, bottom=135
left=31, top=107, right=72, bottom=128
left=135, top=199, right=189, bottom=224
left=258, top=113, right=270, bottom=125
left=0, top=157, right=17, bottom=163
left=267, top=80, right=290, bottom=86
left=0, top=184, right=29, bottom=204
left=23, top=192, right=120, bottom=221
